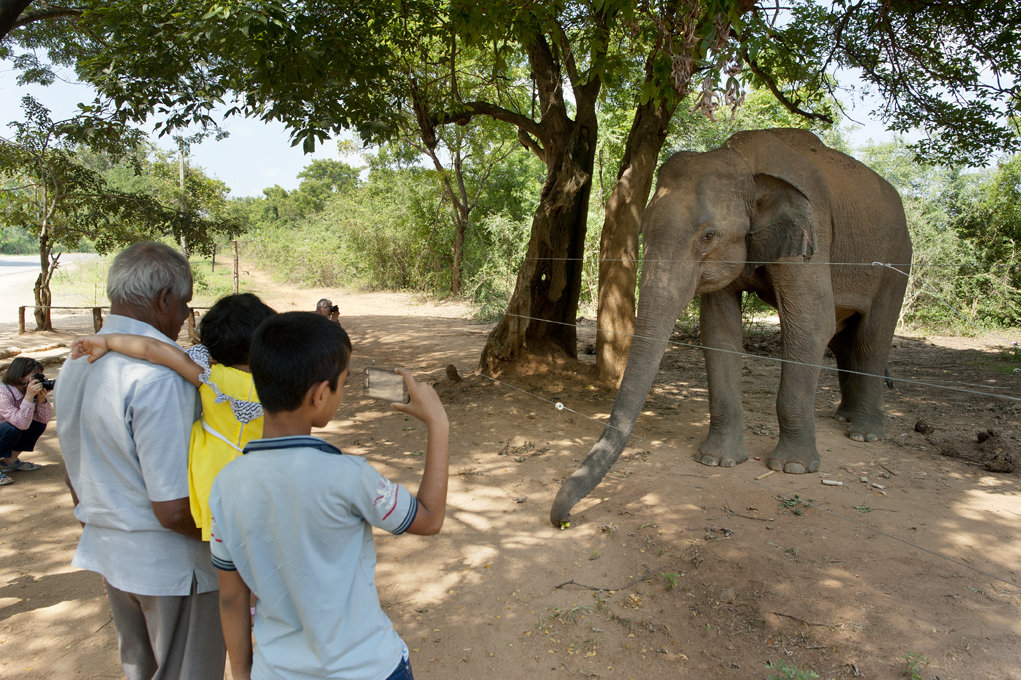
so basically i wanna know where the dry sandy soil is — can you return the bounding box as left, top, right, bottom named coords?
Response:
left=1, top=261, right=1019, bottom=680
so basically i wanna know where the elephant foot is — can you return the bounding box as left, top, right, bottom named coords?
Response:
left=842, top=412, right=885, bottom=443
left=766, top=442, right=820, bottom=474
left=696, top=433, right=748, bottom=468
left=847, top=428, right=881, bottom=443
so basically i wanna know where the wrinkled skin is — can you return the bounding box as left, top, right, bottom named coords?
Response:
left=551, top=129, right=912, bottom=526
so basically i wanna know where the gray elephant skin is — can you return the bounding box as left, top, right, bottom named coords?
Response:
left=551, top=128, right=911, bottom=526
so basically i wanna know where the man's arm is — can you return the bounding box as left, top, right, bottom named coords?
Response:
left=393, top=369, right=450, bottom=535
left=218, top=569, right=254, bottom=680
left=63, top=472, right=84, bottom=527
left=152, top=498, right=201, bottom=539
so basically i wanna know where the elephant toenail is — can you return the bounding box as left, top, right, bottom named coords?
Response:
left=720, top=459, right=735, bottom=467
left=865, top=433, right=878, bottom=442
left=784, top=463, right=807, bottom=474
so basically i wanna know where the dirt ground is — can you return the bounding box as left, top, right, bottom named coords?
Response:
left=1, top=262, right=1019, bottom=680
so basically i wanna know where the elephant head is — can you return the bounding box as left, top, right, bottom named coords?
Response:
left=550, top=131, right=822, bottom=526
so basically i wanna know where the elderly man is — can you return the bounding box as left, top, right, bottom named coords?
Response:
left=56, top=242, right=224, bottom=679
left=315, top=297, right=341, bottom=324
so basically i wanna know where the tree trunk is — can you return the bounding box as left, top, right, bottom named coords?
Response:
left=33, top=240, right=53, bottom=331
left=479, top=97, right=598, bottom=373
left=595, top=99, right=676, bottom=384
left=0, top=0, right=32, bottom=41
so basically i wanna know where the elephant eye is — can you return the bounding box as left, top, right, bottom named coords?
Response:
left=701, top=228, right=718, bottom=245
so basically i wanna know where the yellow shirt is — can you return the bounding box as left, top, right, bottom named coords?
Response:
left=187, top=360, right=263, bottom=541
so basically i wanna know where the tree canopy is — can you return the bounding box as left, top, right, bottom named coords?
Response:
left=3, top=0, right=1018, bottom=364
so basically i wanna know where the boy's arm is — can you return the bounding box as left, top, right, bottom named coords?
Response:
left=393, top=369, right=450, bottom=535
left=218, top=569, right=254, bottom=680
left=73, top=334, right=202, bottom=387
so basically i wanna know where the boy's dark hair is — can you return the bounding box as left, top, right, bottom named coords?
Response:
left=199, top=293, right=276, bottom=367
left=3, top=357, right=43, bottom=387
left=249, top=311, right=352, bottom=412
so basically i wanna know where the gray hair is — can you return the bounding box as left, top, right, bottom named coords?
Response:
left=107, top=241, right=192, bottom=307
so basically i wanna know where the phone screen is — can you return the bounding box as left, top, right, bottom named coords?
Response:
left=363, top=367, right=409, bottom=403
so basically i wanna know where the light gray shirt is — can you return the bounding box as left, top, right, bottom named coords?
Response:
left=55, top=315, right=215, bottom=596
left=209, top=436, right=417, bottom=679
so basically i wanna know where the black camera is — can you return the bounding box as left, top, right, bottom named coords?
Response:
left=330, top=305, right=339, bottom=315
left=33, top=372, right=55, bottom=390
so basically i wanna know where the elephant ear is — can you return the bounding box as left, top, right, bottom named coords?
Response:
left=746, top=172, right=817, bottom=264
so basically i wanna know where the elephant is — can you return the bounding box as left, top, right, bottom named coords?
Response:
left=550, top=128, right=911, bottom=526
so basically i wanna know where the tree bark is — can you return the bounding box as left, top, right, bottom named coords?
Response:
left=0, top=0, right=32, bottom=40
left=33, top=240, right=53, bottom=331
left=595, top=98, right=677, bottom=384
left=479, top=31, right=601, bottom=374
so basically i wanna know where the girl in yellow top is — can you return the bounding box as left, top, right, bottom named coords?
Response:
left=71, top=293, right=276, bottom=540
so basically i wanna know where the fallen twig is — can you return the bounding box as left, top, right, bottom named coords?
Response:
left=724, top=500, right=774, bottom=522
left=555, top=566, right=653, bottom=592
left=772, top=611, right=838, bottom=629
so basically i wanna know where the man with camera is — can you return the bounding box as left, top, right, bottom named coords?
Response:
left=315, top=297, right=342, bottom=324
left=0, top=357, right=52, bottom=485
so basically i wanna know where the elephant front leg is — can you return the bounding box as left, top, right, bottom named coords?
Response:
left=767, top=298, right=833, bottom=474
left=696, top=289, right=748, bottom=468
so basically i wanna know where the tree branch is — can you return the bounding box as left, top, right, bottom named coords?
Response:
left=741, top=47, right=833, bottom=124
left=12, top=1, right=80, bottom=29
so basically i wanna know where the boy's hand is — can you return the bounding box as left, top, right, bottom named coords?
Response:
left=70, top=335, right=109, bottom=362
left=392, top=368, right=448, bottom=429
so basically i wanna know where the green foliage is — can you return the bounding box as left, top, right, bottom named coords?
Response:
left=859, top=141, right=1021, bottom=330
left=0, top=225, right=36, bottom=254
left=766, top=659, right=819, bottom=680
left=903, top=652, right=930, bottom=680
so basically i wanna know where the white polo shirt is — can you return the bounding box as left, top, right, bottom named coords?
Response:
left=209, top=436, right=417, bottom=680
left=55, top=315, right=214, bottom=596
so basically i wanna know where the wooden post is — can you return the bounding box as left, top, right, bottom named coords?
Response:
left=18, top=306, right=25, bottom=335
left=92, top=307, right=104, bottom=332
left=211, top=244, right=216, bottom=273
left=232, top=239, right=239, bottom=294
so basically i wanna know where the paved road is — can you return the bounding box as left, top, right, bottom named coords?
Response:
left=0, top=253, right=99, bottom=334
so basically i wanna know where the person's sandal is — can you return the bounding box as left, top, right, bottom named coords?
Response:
left=1, top=459, right=40, bottom=472
left=0, top=472, right=14, bottom=486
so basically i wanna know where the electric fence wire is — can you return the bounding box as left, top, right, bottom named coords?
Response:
left=502, top=313, right=1021, bottom=403
left=509, top=256, right=1020, bottom=402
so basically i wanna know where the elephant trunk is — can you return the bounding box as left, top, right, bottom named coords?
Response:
left=550, top=267, right=696, bottom=526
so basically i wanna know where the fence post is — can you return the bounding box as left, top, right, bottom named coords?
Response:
left=18, top=306, right=25, bottom=335
left=232, top=239, right=239, bottom=294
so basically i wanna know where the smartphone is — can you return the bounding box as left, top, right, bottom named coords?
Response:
left=363, top=367, right=409, bottom=403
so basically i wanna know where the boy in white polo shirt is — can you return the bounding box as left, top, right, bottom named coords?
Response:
left=208, top=311, right=449, bottom=680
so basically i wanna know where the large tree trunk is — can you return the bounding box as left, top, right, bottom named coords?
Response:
left=0, top=0, right=32, bottom=40
left=595, top=98, right=676, bottom=384
left=479, top=34, right=601, bottom=373
left=480, top=103, right=598, bottom=371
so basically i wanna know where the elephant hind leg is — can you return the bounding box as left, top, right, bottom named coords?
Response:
left=832, top=295, right=903, bottom=442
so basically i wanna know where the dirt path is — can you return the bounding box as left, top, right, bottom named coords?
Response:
left=1, top=265, right=1018, bottom=679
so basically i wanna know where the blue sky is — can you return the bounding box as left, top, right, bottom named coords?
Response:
left=2, top=59, right=899, bottom=200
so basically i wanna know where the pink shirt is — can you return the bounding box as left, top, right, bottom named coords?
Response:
left=0, top=383, right=53, bottom=430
